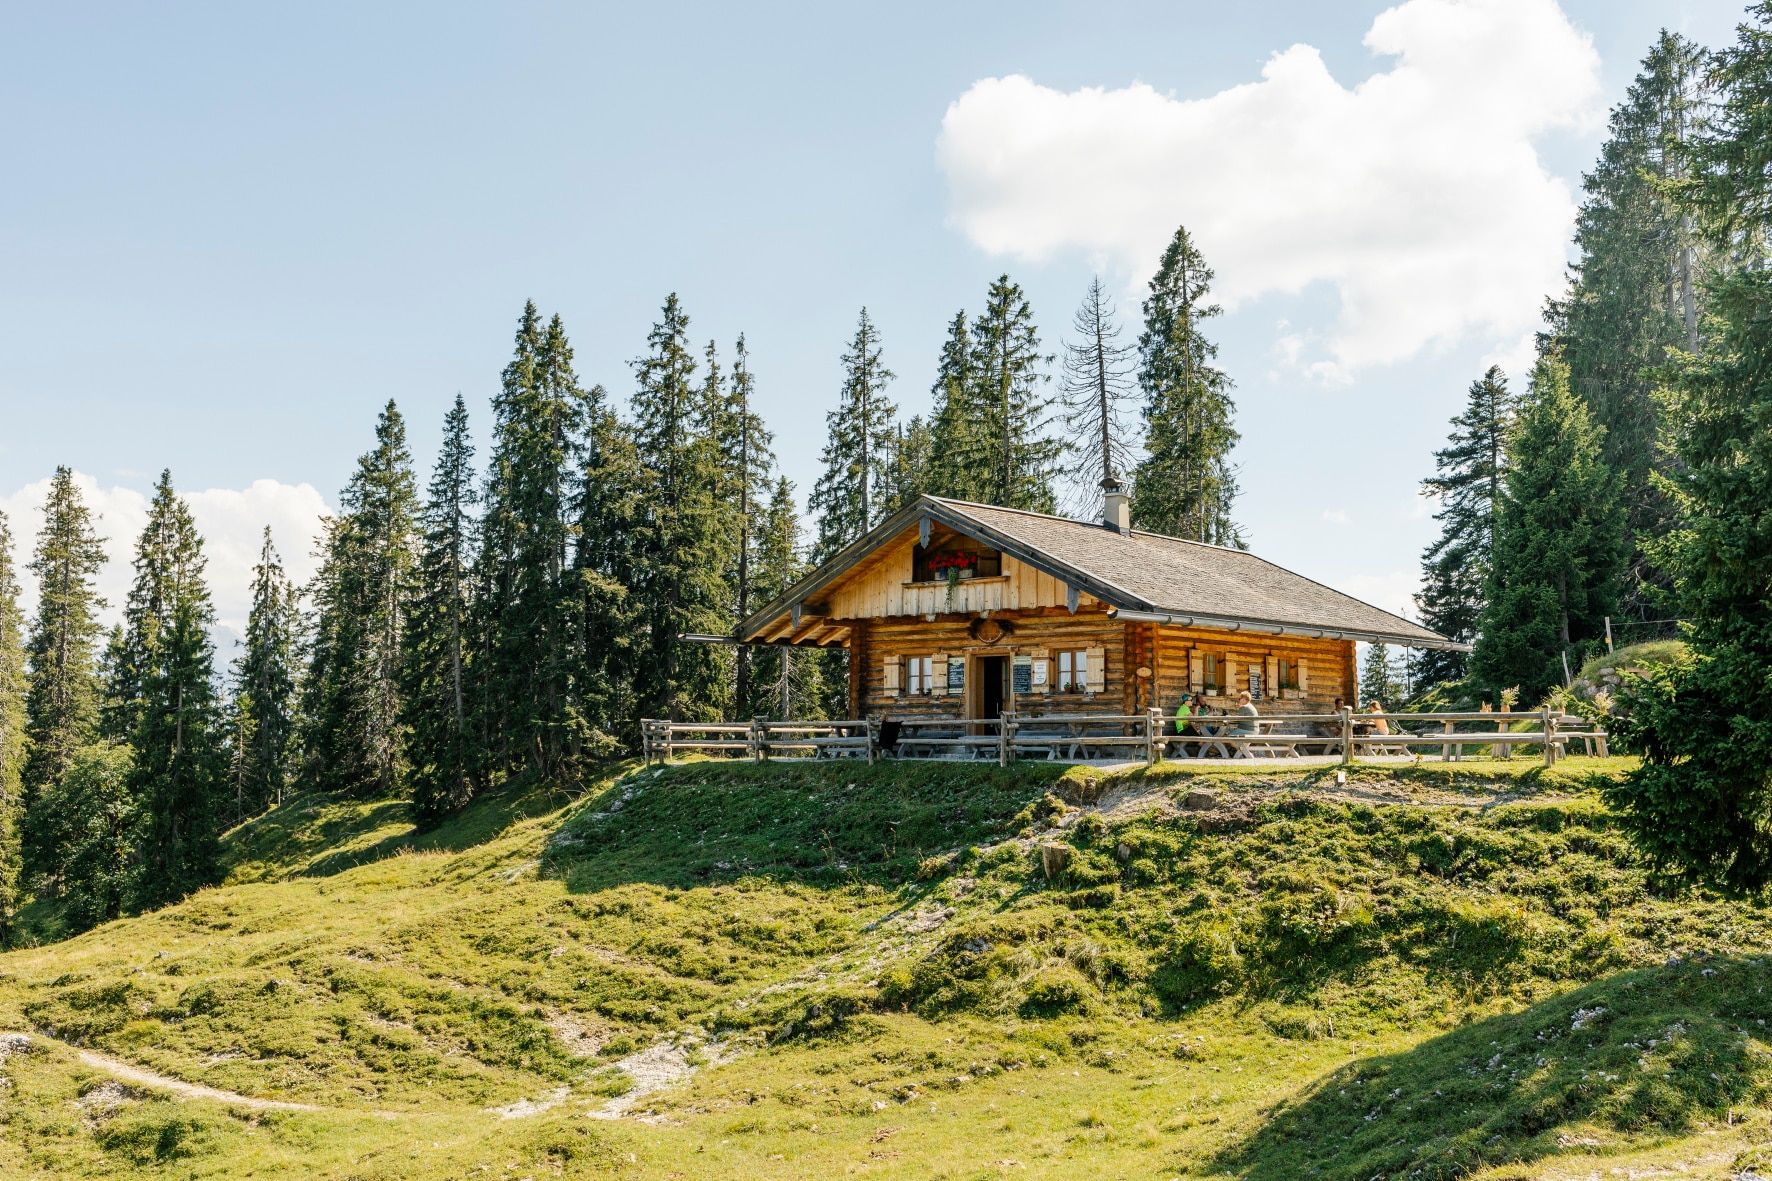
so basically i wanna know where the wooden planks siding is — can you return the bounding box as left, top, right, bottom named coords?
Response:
left=822, top=528, right=1100, bottom=620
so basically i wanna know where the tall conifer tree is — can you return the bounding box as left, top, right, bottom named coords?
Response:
left=1543, top=32, right=1708, bottom=622
left=924, top=311, right=980, bottom=501
left=478, top=308, right=585, bottom=777
left=0, top=511, right=26, bottom=943
left=301, top=402, right=418, bottom=796
left=629, top=295, right=728, bottom=721
left=968, top=276, right=1058, bottom=512
left=1606, top=7, right=1772, bottom=891
left=228, top=529, right=301, bottom=821
left=747, top=477, right=824, bottom=720
left=1058, top=277, right=1138, bottom=517
left=810, top=310, right=896, bottom=560
left=404, top=396, right=479, bottom=820
left=1134, top=225, right=1242, bottom=545
left=719, top=336, right=774, bottom=714
left=21, top=467, right=106, bottom=886
left=1471, top=359, right=1625, bottom=702
left=119, top=471, right=226, bottom=911
left=572, top=380, right=645, bottom=748
left=1415, top=367, right=1517, bottom=685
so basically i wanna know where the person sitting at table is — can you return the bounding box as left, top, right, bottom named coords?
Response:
left=1231, top=691, right=1259, bottom=734
left=1366, top=699, right=1390, bottom=734
left=1173, top=695, right=1194, bottom=735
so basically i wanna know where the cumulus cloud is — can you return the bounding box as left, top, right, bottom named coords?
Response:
left=937, top=0, right=1602, bottom=380
left=0, top=474, right=331, bottom=650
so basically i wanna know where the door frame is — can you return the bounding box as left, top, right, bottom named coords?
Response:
left=966, top=648, right=1014, bottom=720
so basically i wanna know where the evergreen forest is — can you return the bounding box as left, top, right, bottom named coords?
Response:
left=3, top=16, right=1772, bottom=942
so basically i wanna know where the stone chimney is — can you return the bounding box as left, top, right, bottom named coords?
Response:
left=1102, top=477, right=1131, bottom=533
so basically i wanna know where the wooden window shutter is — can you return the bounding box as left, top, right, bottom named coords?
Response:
left=1189, top=651, right=1203, bottom=693
left=884, top=655, right=901, bottom=697
left=1085, top=646, right=1106, bottom=694
left=1265, top=655, right=1278, bottom=698
left=932, top=653, right=949, bottom=697
left=1298, top=657, right=1309, bottom=694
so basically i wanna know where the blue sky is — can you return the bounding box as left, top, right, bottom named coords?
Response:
left=0, top=0, right=1748, bottom=638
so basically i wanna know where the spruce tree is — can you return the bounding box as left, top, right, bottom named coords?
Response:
left=1058, top=276, right=1138, bottom=516
left=719, top=336, right=775, bottom=714
left=119, top=470, right=226, bottom=911
left=571, top=380, right=645, bottom=748
left=924, top=311, right=982, bottom=501
left=477, top=307, right=584, bottom=778
left=810, top=309, right=897, bottom=560
left=747, top=477, right=825, bottom=720
left=1134, top=225, right=1242, bottom=545
left=21, top=467, right=107, bottom=887
left=1416, top=367, right=1517, bottom=685
left=1606, top=7, right=1772, bottom=891
left=1359, top=643, right=1402, bottom=709
left=404, top=396, right=479, bottom=821
left=1470, top=358, right=1625, bottom=703
left=41, top=741, right=133, bottom=932
left=229, top=528, right=301, bottom=820
left=0, top=511, right=26, bottom=943
left=1543, top=32, right=1708, bottom=623
left=882, top=416, right=934, bottom=514
left=629, top=295, right=729, bottom=722
left=968, top=276, right=1059, bottom=512
left=300, top=402, right=418, bottom=797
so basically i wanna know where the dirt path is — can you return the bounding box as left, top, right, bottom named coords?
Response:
left=0, top=1033, right=325, bottom=1112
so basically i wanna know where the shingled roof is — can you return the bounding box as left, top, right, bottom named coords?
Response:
left=739, top=495, right=1463, bottom=650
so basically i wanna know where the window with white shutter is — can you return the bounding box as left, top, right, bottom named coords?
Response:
left=884, top=655, right=901, bottom=697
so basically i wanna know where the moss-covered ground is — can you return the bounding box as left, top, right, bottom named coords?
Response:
left=4, top=754, right=1772, bottom=1180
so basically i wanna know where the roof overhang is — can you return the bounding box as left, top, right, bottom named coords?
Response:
left=737, top=495, right=1466, bottom=651
left=1107, top=608, right=1472, bottom=652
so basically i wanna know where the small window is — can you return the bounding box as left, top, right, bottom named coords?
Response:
left=1202, top=653, right=1220, bottom=692
left=1277, top=658, right=1297, bottom=690
left=1056, top=650, right=1089, bottom=693
left=906, top=656, right=934, bottom=696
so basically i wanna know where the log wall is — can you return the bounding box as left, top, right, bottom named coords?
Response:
left=840, top=608, right=1354, bottom=718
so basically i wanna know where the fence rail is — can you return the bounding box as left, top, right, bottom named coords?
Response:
left=642, top=707, right=1607, bottom=768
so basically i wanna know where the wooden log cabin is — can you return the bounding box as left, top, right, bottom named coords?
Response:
left=738, top=491, right=1463, bottom=721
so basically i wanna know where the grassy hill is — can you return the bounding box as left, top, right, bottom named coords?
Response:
left=4, top=754, right=1772, bottom=1180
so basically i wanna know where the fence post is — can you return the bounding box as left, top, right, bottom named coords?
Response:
left=753, top=716, right=766, bottom=763
left=1146, top=708, right=1160, bottom=766
left=998, top=711, right=1010, bottom=767
left=1442, top=718, right=1454, bottom=763
left=1540, top=705, right=1554, bottom=768
left=641, top=719, right=651, bottom=767
left=663, top=721, right=674, bottom=764
left=1340, top=707, right=1354, bottom=766
left=867, top=718, right=878, bottom=765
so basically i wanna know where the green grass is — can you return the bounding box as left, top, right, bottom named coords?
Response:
left=4, top=753, right=1772, bottom=1180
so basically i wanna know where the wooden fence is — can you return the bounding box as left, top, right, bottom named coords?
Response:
left=642, top=707, right=1605, bottom=768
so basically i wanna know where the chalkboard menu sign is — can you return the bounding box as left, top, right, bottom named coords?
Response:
left=1012, top=655, right=1033, bottom=694
left=948, top=660, right=965, bottom=691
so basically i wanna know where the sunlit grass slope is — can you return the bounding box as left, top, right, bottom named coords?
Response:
left=4, top=754, right=1772, bottom=1180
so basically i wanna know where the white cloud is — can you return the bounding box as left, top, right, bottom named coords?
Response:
left=0, top=474, right=331, bottom=648
left=1322, top=508, right=1350, bottom=525
left=937, top=0, right=1601, bottom=380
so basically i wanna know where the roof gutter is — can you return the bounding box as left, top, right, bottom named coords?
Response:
left=1107, top=607, right=1473, bottom=652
